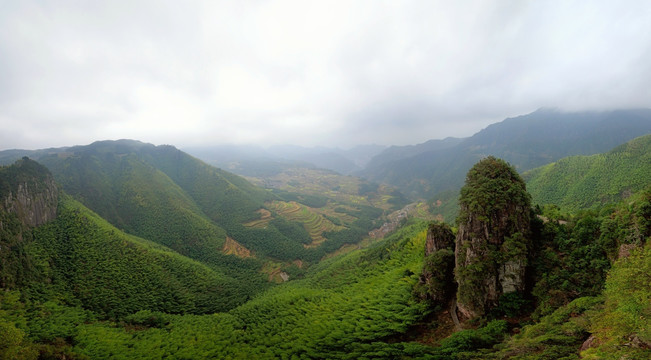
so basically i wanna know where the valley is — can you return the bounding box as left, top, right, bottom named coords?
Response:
left=0, top=109, right=649, bottom=359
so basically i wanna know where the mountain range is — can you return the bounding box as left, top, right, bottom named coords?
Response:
left=360, top=108, right=651, bottom=199
left=182, top=109, right=651, bottom=203
left=1, top=108, right=649, bottom=359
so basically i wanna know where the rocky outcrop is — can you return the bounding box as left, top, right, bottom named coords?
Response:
left=1, top=158, right=58, bottom=288
left=416, top=222, right=456, bottom=304
left=580, top=334, right=598, bottom=352
left=1, top=158, right=58, bottom=227
left=425, top=222, right=455, bottom=255
left=454, top=156, right=531, bottom=320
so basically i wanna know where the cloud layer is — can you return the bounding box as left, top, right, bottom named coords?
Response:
left=2, top=0, right=650, bottom=149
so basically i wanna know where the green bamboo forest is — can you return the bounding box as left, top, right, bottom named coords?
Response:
left=1, top=115, right=650, bottom=359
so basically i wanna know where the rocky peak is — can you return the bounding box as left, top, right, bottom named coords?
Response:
left=454, top=156, right=531, bottom=320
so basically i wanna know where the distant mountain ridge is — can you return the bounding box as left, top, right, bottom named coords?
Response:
left=361, top=108, right=651, bottom=199
left=363, top=137, right=463, bottom=171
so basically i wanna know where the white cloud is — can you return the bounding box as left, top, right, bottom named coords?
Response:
left=1, top=0, right=650, bottom=150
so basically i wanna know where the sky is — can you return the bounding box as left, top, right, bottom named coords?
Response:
left=1, top=0, right=650, bottom=150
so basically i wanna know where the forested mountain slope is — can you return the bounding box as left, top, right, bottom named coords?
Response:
left=0, top=140, right=389, bottom=267
left=1, top=151, right=649, bottom=359
left=362, top=108, right=651, bottom=199
left=0, top=219, right=435, bottom=359
left=2, top=187, right=648, bottom=359
left=0, top=157, right=262, bottom=316
left=26, top=141, right=280, bottom=290
left=524, top=134, right=651, bottom=210
left=33, top=196, right=252, bottom=317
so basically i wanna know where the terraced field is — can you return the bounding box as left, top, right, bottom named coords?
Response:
left=268, top=201, right=345, bottom=247
left=245, top=167, right=406, bottom=211
left=243, top=208, right=273, bottom=228
left=413, top=202, right=438, bottom=221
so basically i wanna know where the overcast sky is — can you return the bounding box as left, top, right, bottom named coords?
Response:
left=1, top=0, right=650, bottom=150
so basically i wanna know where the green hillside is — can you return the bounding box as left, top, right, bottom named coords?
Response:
left=428, top=134, right=651, bottom=223
left=5, top=189, right=645, bottom=359
left=3, top=140, right=386, bottom=266
left=0, top=221, right=435, bottom=359
left=1, top=151, right=650, bottom=359
left=525, top=134, right=651, bottom=210
left=34, top=143, right=272, bottom=291
left=141, top=143, right=274, bottom=223
left=31, top=196, right=255, bottom=317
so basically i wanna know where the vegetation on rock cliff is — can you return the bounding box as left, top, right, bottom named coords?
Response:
left=455, top=156, right=532, bottom=319
left=415, top=222, right=456, bottom=305
left=0, top=158, right=58, bottom=289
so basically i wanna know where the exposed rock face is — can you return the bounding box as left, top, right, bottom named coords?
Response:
left=1, top=158, right=58, bottom=227
left=580, top=334, right=598, bottom=352
left=3, top=177, right=58, bottom=227
left=416, top=222, right=456, bottom=303
left=617, top=243, right=638, bottom=259
left=425, top=222, right=455, bottom=256
left=455, top=156, right=531, bottom=319
left=1, top=158, right=58, bottom=288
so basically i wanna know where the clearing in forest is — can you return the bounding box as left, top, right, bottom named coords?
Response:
left=222, top=236, right=253, bottom=258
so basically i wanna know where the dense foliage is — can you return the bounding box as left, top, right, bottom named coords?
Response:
left=0, top=210, right=35, bottom=288
left=530, top=188, right=650, bottom=318
left=0, top=157, right=52, bottom=198
left=457, top=156, right=531, bottom=224
left=0, top=222, right=443, bottom=359
left=414, top=222, right=456, bottom=304
left=31, top=196, right=257, bottom=317
left=583, top=244, right=651, bottom=359
left=525, top=134, right=651, bottom=210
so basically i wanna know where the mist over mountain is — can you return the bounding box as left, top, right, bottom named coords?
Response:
left=360, top=108, right=651, bottom=199
left=2, top=126, right=649, bottom=358
left=184, top=143, right=388, bottom=176
left=181, top=108, right=651, bottom=203
left=364, top=137, right=463, bottom=171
